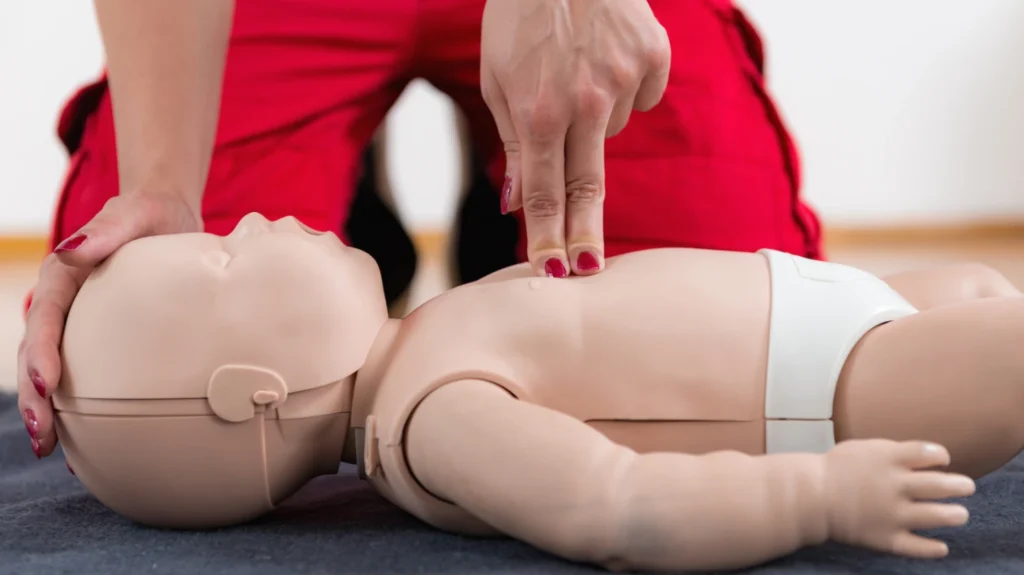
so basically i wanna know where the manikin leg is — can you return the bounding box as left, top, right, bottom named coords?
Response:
left=835, top=294, right=1024, bottom=479
left=882, top=263, right=1021, bottom=310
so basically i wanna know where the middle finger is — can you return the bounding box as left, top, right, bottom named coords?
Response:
left=520, top=130, right=569, bottom=278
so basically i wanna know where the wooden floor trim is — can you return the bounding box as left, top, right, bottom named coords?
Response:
left=0, top=236, right=48, bottom=262
left=824, top=220, right=1024, bottom=247
left=2, top=220, right=1022, bottom=262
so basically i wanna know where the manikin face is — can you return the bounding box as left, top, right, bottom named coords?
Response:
left=55, top=213, right=386, bottom=528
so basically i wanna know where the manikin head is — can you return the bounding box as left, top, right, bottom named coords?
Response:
left=53, top=213, right=388, bottom=529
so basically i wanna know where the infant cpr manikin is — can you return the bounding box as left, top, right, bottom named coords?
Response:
left=55, top=214, right=1024, bottom=572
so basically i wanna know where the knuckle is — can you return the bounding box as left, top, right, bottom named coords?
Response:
left=522, top=192, right=563, bottom=219
left=565, top=179, right=604, bottom=205
left=958, top=262, right=1009, bottom=293
left=574, top=87, right=611, bottom=119
left=98, top=194, right=127, bottom=217
left=958, top=262, right=999, bottom=277
left=516, top=101, right=563, bottom=140
left=646, top=29, right=672, bottom=70
left=20, top=342, right=42, bottom=376
left=608, top=61, right=639, bottom=91
left=39, top=252, right=62, bottom=274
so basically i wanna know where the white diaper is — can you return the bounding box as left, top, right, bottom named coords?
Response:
left=758, top=249, right=918, bottom=454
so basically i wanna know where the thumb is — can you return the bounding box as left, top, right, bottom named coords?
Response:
left=54, top=193, right=201, bottom=269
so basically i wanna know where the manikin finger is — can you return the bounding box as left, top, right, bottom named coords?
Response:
left=898, top=441, right=951, bottom=469
left=902, top=503, right=970, bottom=532
left=904, top=471, right=976, bottom=501
left=563, top=115, right=607, bottom=275
left=890, top=532, right=951, bottom=560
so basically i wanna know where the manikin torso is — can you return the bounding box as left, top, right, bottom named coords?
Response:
left=353, top=249, right=774, bottom=532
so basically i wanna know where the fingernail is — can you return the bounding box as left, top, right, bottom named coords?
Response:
left=576, top=251, right=601, bottom=272
left=55, top=233, right=87, bottom=252
left=30, top=369, right=46, bottom=398
left=31, top=438, right=41, bottom=460
left=23, top=409, right=38, bottom=438
left=500, top=175, right=511, bottom=214
left=543, top=258, right=568, bottom=278
left=66, top=461, right=75, bottom=476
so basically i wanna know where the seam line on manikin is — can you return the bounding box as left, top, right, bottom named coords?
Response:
left=260, top=410, right=273, bottom=509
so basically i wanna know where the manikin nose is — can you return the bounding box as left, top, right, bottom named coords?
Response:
left=230, top=213, right=272, bottom=239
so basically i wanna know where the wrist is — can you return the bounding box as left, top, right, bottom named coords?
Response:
left=120, top=182, right=205, bottom=228
left=795, top=454, right=831, bottom=547
left=120, top=175, right=204, bottom=214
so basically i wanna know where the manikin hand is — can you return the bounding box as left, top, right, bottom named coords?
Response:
left=18, top=193, right=201, bottom=458
left=481, top=0, right=670, bottom=277
left=823, top=439, right=976, bottom=558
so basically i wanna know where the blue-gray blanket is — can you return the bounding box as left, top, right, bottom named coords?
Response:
left=2, top=392, right=1022, bottom=574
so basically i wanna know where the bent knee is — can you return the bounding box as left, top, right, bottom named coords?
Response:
left=950, top=263, right=1019, bottom=299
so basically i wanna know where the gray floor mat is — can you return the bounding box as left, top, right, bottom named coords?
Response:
left=2, top=392, right=1022, bottom=574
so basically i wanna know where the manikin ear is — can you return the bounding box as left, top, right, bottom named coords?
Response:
left=207, top=365, right=289, bottom=423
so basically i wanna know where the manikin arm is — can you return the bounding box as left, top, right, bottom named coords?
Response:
left=405, top=380, right=975, bottom=573
left=93, top=0, right=234, bottom=207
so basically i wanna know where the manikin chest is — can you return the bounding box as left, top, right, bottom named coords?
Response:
left=374, top=263, right=771, bottom=446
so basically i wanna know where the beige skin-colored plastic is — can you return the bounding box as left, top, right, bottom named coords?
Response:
left=57, top=214, right=1023, bottom=572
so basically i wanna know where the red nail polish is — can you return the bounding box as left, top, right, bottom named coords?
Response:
left=66, top=461, right=75, bottom=476
left=576, top=251, right=600, bottom=272
left=30, top=370, right=46, bottom=398
left=543, top=258, right=568, bottom=278
left=55, top=233, right=86, bottom=252
left=31, top=438, right=41, bottom=459
left=24, top=409, right=38, bottom=438
left=500, top=176, right=511, bottom=214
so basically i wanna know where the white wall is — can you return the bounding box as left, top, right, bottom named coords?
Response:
left=739, top=0, right=1024, bottom=225
left=2, top=0, right=1024, bottom=235
left=0, top=2, right=105, bottom=234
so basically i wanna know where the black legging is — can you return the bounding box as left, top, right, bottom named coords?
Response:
left=344, top=141, right=518, bottom=306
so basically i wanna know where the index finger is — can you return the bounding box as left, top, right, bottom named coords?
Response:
left=564, top=112, right=610, bottom=276
left=518, top=122, right=569, bottom=278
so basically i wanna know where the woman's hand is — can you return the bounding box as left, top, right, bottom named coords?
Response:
left=481, top=0, right=670, bottom=277
left=18, top=193, right=202, bottom=458
left=18, top=0, right=231, bottom=458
